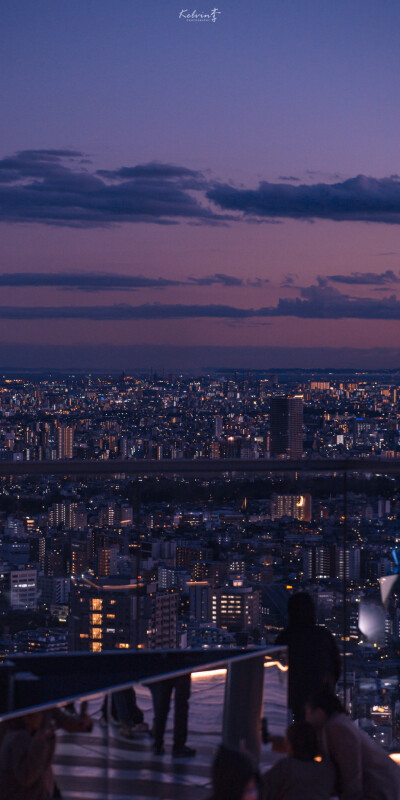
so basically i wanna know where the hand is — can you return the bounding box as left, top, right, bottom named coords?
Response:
left=78, top=701, right=93, bottom=732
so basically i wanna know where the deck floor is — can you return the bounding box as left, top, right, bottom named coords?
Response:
left=53, top=670, right=287, bottom=800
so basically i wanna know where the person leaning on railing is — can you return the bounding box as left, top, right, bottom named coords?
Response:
left=0, top=703, right=92, bottom=800
left=276, top=592, right=341, bottom=721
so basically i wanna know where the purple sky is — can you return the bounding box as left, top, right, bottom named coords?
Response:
left=2, top=0, right=400, bottom=370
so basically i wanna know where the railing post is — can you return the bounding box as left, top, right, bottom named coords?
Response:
left=222, top=654, right=264, bottom=759
left=342, top=469, right=348, bottom=702
left=0, top=660, right=16, bottom=714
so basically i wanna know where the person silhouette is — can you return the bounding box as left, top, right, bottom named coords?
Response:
left=276, top=592, right=341, bottom=720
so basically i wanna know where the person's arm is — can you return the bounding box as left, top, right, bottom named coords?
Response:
left=54, top=701, right=93, bottom=733
left=325, top=719, right=363, bottom=800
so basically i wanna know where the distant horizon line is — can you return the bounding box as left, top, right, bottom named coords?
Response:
left=2, top=342, right=400, bottom=372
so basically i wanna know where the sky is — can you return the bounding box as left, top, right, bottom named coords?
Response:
left=2, top=0, right=400, bottom=371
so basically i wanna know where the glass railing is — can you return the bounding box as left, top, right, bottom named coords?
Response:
left=1, top=648, right=288, bottom=800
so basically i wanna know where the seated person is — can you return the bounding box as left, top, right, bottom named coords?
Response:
left=306, top=688, right=400, bottom=800
left=262, top=721, right=336, bottom=800
left=210, top=744, right=260, bottom=800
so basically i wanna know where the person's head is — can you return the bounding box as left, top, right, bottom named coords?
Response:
left=0, top=711, right=46, bottom=753
left=211, top=744, right=260, bottom=800
left=287, top=592, right=316, bottom=626
left=286, top=722, right=319, bottom=761
left=305, top=688, right=346, bottom=729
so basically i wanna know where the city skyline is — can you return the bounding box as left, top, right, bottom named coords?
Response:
left=3, top=1, right=400, bottom=369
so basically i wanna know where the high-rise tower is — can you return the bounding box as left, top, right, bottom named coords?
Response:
left=57, top=425, right=74, bottom=459
left=270, top=395, right=303, bottom=459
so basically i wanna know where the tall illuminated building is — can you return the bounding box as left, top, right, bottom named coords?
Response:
left=57, top=425, right=74, bottom=459
left=270, top=395, right=303, bottom=459
left=68, top=576, right=178, bottom=651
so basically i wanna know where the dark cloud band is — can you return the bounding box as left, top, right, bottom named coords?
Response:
left=327, top=270, right=400, bottom=286
left=4, top=150, right=400, bottom=227
left=2, top=285, right=400, bottom=319
left=0, top=271, right=255, bottom=291
left=208, top=175, right=400, bottom=224
left=0, top=150, right=222, bottom=227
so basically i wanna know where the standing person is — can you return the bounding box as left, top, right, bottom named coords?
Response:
left=262, top=721, right=336, bottom=800
left=150, top=673, right=196, bottom=757
left=276, top=592, right=341, bottom=720
left=305, top=688, right=400, bottom=800
left=209, top=744, right=260, bottom=800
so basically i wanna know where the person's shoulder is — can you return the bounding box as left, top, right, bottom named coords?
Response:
left=325, top=712, right=352, bottom=734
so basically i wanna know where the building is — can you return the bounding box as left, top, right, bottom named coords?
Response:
left=158, top=564, right=189, bottom=590
left=176, top=545, right=213, bottom=570
left=9, top=569, right=38, bottom=610
left=337, top=546, right=361, bottom=581
left=211, top=578, right=260, bottom=631
left=303, top=546, right=336, bottom=580
left=40, top=575, right=70, bottom=605
left=270, top=493, right=312, bottom=522
left=14, top=628, right=68, bottom=653
left=97, top=546, right=119, bottom=577
left=188, top=581, right=212, bottom=623
left=303, top=545, right=360, bottom=581
left=214, top=415, right=223, bottom=438
left=270, top=395, right=303, bottom=459
left=57, top=425, right=74, bottom=459
left=68, top=576, right=146, bottom=652
left=144, top=592, right=179, bottom=649
left=192, top=561, right=227, bottom=586
left=70, top=542, right=90, bottom=576
left=68, top=576, right=178, bottom=651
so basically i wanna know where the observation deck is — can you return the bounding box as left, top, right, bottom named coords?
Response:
left=0, top=648, right=288, bottom=800
left=1, top=455, right=399, bottom=797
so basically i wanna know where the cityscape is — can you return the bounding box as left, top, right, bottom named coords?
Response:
left=1, top=369, right=400, bottom=752
left=3, top=0, right=400, bottom=796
